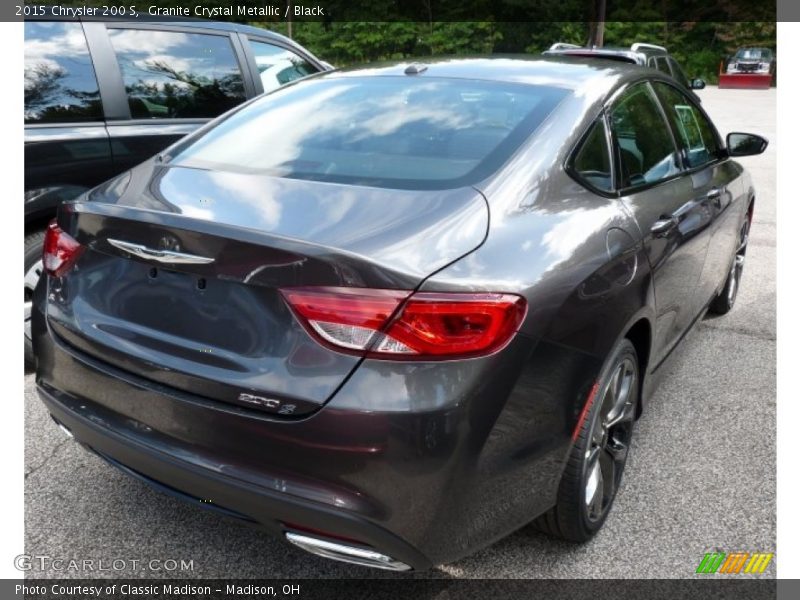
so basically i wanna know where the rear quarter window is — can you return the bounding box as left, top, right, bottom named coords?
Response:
left=572, top=118, right=614, bottom=193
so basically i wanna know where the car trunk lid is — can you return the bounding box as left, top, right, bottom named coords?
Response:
left=46, top=163, right=488, bottom=417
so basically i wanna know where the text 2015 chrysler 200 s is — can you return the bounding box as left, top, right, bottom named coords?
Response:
left=32, top=57, right=767, bottom=571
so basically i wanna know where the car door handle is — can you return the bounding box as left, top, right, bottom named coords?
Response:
left=650, top=216, right=679, bottom=237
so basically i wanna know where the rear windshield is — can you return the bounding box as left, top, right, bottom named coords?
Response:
left=171, top=76, right=568, bottom=190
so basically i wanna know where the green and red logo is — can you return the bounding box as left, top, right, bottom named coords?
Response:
left=696, top=552, right=774, bottom=574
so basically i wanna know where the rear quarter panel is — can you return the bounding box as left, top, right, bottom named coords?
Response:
left=366, top=89, right=656, bottom=560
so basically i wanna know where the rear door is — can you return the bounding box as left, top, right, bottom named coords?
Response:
left=609, top=81, right=713, bottom=365
left=652, top=81, right=739, bottom=306
left=24, top=21, right=114, bottom=215
left=86, top=23, right=252, bottom=172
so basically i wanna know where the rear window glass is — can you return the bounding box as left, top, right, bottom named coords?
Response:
left=171, top=77, right=568, bottom=190
left=107, top=28, right=246, bottom=119
left=248, top=39, right=318, bottom=93
left=609, top=83, right=680, bottom=189
left=654, top=82, right=720, bottom=168
left=24, top=22, right=103, bottom=123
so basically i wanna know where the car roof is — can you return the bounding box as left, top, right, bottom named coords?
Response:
left=329, top=56, right=652, bottom=93
left=544, top=48, right=644, bottom=64
left=25, top=12, right=297, bottom=48
left=128, top=18, right=293, bottom=43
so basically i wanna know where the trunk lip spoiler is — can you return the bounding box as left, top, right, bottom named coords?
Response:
left=107, top=238, right=215, bottom=265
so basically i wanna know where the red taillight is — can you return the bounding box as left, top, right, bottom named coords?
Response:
left=42, top=220, right=83, bottom=277
left=281, top=287, right=526, bottom=360
left=384, top=292, right=527, bottom=357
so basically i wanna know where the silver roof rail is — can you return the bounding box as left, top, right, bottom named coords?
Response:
left=631, top=42, right=667, bottom=53
left=549, top=42, right=582, bottom=51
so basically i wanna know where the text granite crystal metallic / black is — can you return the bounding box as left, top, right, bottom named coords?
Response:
left=32, top=56, right=766, bottom=571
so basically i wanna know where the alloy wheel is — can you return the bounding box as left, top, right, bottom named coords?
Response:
left=584, top=356, right=637, bottom=523
left=727, top=220, right=749, bottom=306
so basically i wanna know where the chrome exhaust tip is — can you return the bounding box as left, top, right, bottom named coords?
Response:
left=50, top=415, right=73, bottom=439
left=285, top=532, right=411, bottom=571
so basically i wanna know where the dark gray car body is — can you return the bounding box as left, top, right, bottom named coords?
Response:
left=32, top=57, right=755, bottom=569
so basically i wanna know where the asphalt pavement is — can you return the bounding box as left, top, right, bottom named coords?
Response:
left=23, top=86, right=776, bottom=579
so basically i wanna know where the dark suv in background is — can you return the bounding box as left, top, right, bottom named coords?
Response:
left=24, top=18, right=328, bottom=366
left=543, top=42, right=705, bottom=98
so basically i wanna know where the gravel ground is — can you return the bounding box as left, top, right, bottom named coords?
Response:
left=23, top=86, right=776, bottom=579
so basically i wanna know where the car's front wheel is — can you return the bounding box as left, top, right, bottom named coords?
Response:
left=24, top=229, right=45, bottom=371
left=535, top=338, right=638, bottom=542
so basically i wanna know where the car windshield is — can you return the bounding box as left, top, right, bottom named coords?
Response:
left=735, top=48, right=772, bottom=60
left=171, top=76, right=568, bottom=190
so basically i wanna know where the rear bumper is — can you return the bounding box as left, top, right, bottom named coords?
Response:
left=39, top=382, right=432, bottom=570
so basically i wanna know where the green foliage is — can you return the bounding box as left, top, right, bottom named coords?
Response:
left=267, top=22, right=503, bottom=64
left=288, top=22, right=420, bottom=63
left=417, top=22, right=502, bottom=56
left=519, top=22, right=588, bottom=54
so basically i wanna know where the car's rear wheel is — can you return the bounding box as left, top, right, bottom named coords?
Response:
left=24, top=229, right=45, bottom=371
left=709, top=215, right=750, bottom=315
left=535, top=338, right=638, bottom=542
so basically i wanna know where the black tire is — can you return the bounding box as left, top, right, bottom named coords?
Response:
left=708, top=259, right=737, bottom=315
left=708, top=216, right=750, bottom=316
left=24, top=229, right=46, bottom=372
left=535, top=338, right=639, bottom=542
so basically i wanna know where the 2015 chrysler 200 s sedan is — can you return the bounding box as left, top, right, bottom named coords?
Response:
left=32, top=57, right=767, bottom=571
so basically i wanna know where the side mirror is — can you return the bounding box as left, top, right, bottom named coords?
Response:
left=690, top=78, right=706, bottom=90
left=726, top=132, right=769, bottom=157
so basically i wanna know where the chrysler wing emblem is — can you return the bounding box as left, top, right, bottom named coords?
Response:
left=107, top=239, right=215, bottom=265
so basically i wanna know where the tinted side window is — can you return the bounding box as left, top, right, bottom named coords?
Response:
left=107, top=29, right=246, bottom=119
left=609, top=83, right=680, bottom=189
left=654, top=82, right=720, bottom=169
left=248, top=39, right=318, bottom=93
left=654, top=56, right=671, bottom=75
left=667, top=58, right=690, bottom=89
left=572, top=118, right=613, bottom=192
left=25, top=22, right=103, bottom=124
